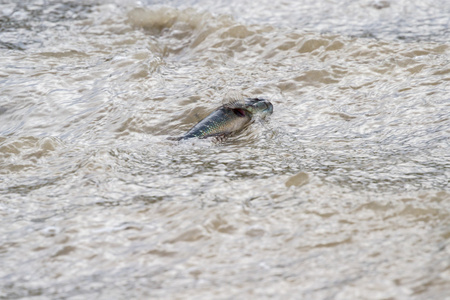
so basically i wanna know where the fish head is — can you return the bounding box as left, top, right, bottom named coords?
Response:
left=244, top=98, right=273, bottom=117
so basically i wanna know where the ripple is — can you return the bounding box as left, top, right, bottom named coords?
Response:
left=0, top=0, right=449, bottom=299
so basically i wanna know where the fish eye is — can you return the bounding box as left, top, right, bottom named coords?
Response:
left=233, top=108, right=247, bottom=117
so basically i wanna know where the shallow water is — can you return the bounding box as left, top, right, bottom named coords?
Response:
left=0, top=0, right=449, bottom=299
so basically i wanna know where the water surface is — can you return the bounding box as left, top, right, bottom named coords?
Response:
left=0, top=0, right=449, bottom=299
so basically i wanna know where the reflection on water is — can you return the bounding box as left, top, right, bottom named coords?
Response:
left=0, top=0, right=449, bottom=299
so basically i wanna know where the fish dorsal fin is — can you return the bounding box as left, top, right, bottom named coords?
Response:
left=222, top=89, right=246, bottom=108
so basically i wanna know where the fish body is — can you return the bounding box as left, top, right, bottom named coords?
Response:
left=171, top=97, right=273, bottom=141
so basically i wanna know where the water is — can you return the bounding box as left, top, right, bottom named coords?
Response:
left=0, top=0, right=449, bottom=299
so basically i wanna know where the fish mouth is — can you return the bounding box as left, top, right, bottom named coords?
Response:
left=244, top=98, right=273, bottom=116
left=262, top=101, right=273, bottom=115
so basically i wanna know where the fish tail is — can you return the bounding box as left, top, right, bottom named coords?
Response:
left=167, top=136, right=184, bottom=141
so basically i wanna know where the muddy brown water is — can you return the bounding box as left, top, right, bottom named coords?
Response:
left=0, top=0, right=449, bottom=299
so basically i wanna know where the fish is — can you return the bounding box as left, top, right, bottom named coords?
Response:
left=169, top=97, right=273, bottom=141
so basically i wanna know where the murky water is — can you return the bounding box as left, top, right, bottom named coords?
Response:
left=1, top=0, right=449, bottom=299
